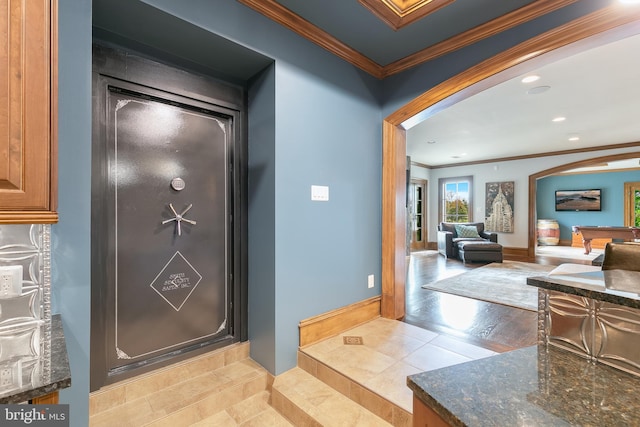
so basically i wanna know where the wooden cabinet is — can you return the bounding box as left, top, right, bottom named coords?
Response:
left=413, top=395, right=452, bottom=427
left=0, top=0, right=57, bottom=223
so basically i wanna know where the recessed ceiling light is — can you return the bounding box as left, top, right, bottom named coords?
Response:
left=568, top=135, right=580, bottom=141
left=527, top=85, right=550, bottom=95
left=521, top=75, right=540, bottom=83
left=426, top=140, right=436, bottom=144
left=552, top=116, right=566, bottom=122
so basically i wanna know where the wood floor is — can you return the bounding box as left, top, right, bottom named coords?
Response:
left=403, top=250, right=592, bottom=353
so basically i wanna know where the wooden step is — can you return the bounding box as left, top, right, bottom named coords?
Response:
left=272, top=367, right=393, bottom=427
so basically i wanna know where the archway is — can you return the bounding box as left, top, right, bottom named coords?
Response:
left=528, top=151, right=640, bottom=258
left=381, top=6, right=640, bottom=320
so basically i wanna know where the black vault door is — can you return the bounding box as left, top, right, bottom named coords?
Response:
left=105, top=84, right=232, bottom=376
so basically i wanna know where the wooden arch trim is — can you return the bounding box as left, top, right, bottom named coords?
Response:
left=381, top=6, right=640, bottom=320
left=527, top=151, right=640, bottom=259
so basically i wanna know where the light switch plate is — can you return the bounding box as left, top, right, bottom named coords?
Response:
left=311, top=185, right=329, bottom=201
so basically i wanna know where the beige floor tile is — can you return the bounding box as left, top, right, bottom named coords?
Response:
left=226, top=391, right=272, bottom=424
left=403, top=342, right=472, bottom=372
left=89, top=386, right=126, bottom=415
left=350, top=382, right=394, bottom=423
left=430, top=334, right=498, bottom=359
left=303, top=334, right=345, bottom=357
left=240, top=408, right=294, bottom=427
left=360, top=332, right=429, bottom=360
left=190, top=410, right=238, bottom=427
left=307, top=343, right=398, bottom=383
left=363, top=361, right=422, bottom=412
left=142, top=406, right=205, bottom=427
left=315, top=363, right=351, bottom=396
left=190, top=382, right=247, bottom=419
left=184, top=351, right=226, bottom=377
left=312, top=393, right=391, bottom=426
left=297, top=351, right=318, bottom=376
left=147, top=372, right=226, bottom=414
left=89, top=397, right=161, bottom=427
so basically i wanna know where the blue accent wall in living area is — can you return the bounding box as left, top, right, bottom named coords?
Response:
left=536, top=170, right=640, bottom=241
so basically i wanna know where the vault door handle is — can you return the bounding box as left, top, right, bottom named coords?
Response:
left=162, top=203, right=197, bottom=236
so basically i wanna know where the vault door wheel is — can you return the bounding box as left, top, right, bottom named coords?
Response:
left=162, top=203, right=197, bottom=236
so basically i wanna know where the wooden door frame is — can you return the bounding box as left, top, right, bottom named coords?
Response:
left=624, top=182, right=640, bottom=227
left=381, top=7, right=640, bottom=319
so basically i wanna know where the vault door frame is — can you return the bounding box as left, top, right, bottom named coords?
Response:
left=90, top=43, right=248, bottom=391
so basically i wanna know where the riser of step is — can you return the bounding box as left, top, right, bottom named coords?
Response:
left=295, top=350, right=413, bottom=426
left=272, top=367, right=394, bottom=427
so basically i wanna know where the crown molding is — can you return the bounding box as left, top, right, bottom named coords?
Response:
left=381, top=0, right=579, bottom=77
left=425, top=142, right=640, bottom=170
left=237, top=0, right=579, bottom=79
left=237, top=0, right=384, bottom=78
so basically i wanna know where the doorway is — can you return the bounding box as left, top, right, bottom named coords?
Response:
left=409, top=179, right=427, bottom=251
left=624, top=182, right=640, bottom=227
left=90, top=44, right=247, bottom=391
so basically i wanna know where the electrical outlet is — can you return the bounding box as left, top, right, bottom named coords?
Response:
left=0, top=266, right=22, bottom=298
left=368, top=274, right=374, bottom=288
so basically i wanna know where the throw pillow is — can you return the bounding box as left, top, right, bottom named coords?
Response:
left=455, top=224, right=480, bottom=238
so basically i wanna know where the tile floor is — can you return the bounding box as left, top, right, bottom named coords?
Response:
left=89, top=317, right=499, bottom=426
left=300, top=317, right=498, bottom=414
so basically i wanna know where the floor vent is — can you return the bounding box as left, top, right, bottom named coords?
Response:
left=343, top=336, right=363, bottom=345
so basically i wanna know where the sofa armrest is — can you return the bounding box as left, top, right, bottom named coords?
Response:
left=480, top=231, right=498, bottom=243
left=437, top=230, right=455, bottom=258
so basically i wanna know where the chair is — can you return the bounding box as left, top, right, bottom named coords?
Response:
left=437, top=222, right=502, bottom=263
left=601, top=242, right=640, bottom=271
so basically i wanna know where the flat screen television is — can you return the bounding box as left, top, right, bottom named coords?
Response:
left=555, top=189, right=601, bottom=211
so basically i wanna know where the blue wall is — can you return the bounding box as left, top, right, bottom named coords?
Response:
left=54, top=0, right=92, bottom=425
left=537, top=170, right=640, bottom=241
left=139, top=0, right=385, bottom=375
left=53, top=0, right=617, bottom=425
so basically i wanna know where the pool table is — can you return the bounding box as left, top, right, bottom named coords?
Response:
left=572, top=225, right=640, bottom=254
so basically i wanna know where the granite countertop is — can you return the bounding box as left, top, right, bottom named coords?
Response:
left=0, top=314, right=71, bottom=403
left=527, top=269, right=640, bottom=309
left=407, top=344, right=640, bottom=427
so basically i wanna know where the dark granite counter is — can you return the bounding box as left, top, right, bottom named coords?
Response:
left=407, top=344, right=640, bottom=427
left=0, top=314, right=71, bottom=403
left=527, top=269, right=640, bottom=309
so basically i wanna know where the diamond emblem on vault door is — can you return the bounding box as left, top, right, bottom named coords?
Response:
left=150, top=251, right=202, bottom=311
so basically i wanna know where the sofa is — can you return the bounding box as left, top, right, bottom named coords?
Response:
left=437, top=222, right=503, bottom=263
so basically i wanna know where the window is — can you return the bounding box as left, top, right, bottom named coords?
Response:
left=439, top=176, right=473, bottom=223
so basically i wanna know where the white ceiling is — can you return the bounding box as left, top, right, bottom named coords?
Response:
left=406, top=30, right=640, bottom=168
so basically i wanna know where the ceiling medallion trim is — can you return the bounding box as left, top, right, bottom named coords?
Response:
left=358, top=0, right=455, bottom=30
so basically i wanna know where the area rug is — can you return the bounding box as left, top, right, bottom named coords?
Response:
left=420, top=261, right=555, bottom=311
